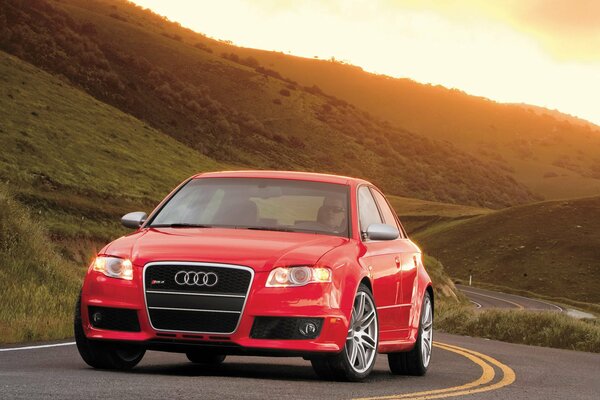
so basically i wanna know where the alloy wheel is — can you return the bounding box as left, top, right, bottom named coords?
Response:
left=345, top=291, right=378, bottom=373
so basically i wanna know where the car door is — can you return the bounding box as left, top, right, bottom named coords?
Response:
left=371, top=188, right=417, bottom=336
left=357, top=186, right=401, bottom=334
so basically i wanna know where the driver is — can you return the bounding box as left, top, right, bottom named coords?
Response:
left=316, top=195, right=347, bottom=232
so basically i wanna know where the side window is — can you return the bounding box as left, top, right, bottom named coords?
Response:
left=371, top=189, right=399, bottom=229
left=358, top=186, right=382, bottom=232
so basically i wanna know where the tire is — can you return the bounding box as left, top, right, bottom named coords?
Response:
left=311, top=284, right=378, bottom=381
left=186, top=352, right=226, bottom=365
left=74, top=293, right=145, bottom=370
left=388, top=291, right=433, bottom=376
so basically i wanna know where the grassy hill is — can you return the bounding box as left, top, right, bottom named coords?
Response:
left=196, top=21, right=600, bottom=201
left=414, top=196, right=600, bottom=304
left=0, top=50, right=227, bottom=261
left=388, top=195, right=492, bottom=235
left=0, top=0, right=537, bottom=208
left=0, top=184, right=81, bottom=342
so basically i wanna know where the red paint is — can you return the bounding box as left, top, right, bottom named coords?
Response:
left=81, top=171, right=432, bottom=354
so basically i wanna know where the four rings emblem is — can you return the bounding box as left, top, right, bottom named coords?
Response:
left=174, top=271, right=219, bottom=287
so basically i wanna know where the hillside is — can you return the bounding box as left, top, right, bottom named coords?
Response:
left=414, top=196, right=600, bottom=303
left=0, top=50, right=227, bottom=261
left=0, top=184, right=81, bottom=342
left=388, top=195, right=492, bottom=235
left=0, top=0, right=536, bottom=208
left=191, top=22, right=600, bottom=201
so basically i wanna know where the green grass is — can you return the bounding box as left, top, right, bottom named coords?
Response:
left=427, top=255, right=600, bottom=353
left=0, top=51, right=226, bottom=244
left=414, top=196, right=600, bottom=304
left=0, top=185, right=82, bottom=343
left=0, top=0, right=539, bottom=208
left=388, top=195, right=491, bottom=235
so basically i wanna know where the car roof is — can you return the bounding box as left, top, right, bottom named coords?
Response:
left=193, top=170, right=372, bottom=186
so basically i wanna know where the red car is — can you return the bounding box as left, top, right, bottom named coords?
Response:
left=75, top=171, right=433, bottom=381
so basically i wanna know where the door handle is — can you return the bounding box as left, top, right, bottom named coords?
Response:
left=395, top=257, right=401, bottom=268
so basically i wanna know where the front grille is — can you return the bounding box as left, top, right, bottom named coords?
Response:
left=88, top=306, right=141, bottom=332
left=148, top=309, right=240, bottom=333
left=144, top=262, right=253, bottom=334
left=145, top=263, right=251, bottom=294
left=251, top=317, right=323, bottom=339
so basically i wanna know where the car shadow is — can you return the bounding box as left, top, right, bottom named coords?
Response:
left=113, top=360, right=400, bottom=383
left=129, top=361, right=320, bottom=381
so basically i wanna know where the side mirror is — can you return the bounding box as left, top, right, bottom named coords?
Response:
left=365, top=223, right=399, bottom=241
left=121, top=211, right=147, bottom=229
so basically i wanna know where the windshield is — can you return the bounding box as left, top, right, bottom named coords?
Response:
left=148, top=177, right=350, bottom=237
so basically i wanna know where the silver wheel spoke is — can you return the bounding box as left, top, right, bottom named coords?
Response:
left=355, top=293, right=365, bottom=325
left=423, top=336, right=431, bottom=354
left=356, top=343, right=367, bottom=368
left=362, top=335, right=376, bottom=350
left=360, top=310, right=376, bottom=328
left=348, top=338, right=357, bottom=365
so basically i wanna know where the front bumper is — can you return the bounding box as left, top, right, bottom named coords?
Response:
left=81, top=270, right=349, bottom=354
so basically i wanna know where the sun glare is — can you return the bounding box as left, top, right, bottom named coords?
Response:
left=131, top=0, right=600, bottom=126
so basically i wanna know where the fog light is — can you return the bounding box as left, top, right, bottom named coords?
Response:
left=92, top=312, right=103, bottom=324
left=299, top=321, right=318, bottom=337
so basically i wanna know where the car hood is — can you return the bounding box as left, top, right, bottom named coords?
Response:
left=102, top=227, right=349, bottom=272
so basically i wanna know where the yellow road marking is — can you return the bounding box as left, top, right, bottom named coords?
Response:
left=423, top=343, right=516, bottom=399
left=354, top=341, right=516, bottom=400
left=460, top=289, right=525, bottom=310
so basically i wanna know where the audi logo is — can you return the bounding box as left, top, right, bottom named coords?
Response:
left=174, top=271, right=219, bottom=287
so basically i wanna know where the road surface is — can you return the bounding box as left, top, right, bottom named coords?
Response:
left=1, top=331, right=598, bottom=399
left=456, top=284, right=563, bottom=312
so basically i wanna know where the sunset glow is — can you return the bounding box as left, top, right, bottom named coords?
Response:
left=132, top=0, right=600, bottom=126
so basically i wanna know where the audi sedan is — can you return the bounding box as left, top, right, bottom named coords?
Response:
left=75, top=170, right=433, bottom=381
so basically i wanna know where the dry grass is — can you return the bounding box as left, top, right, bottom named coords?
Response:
left=435, top=303, right=600, bottom=353
left=0, top=186, right=82, bottom=343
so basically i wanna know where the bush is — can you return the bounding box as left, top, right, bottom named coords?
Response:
left=279, top=88, right=290, bottom=97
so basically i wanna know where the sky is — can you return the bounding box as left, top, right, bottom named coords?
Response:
left=131, top=0, right=600, bottom=126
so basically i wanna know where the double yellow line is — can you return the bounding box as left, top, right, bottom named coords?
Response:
left=355, top=341, right=516, bottom=400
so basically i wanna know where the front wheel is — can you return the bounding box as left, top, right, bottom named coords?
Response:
left=311, top=284, right=378, bottom=381
left=388, top=291, right=433, bottom=376
left=74, top=294, right=145, bottom=370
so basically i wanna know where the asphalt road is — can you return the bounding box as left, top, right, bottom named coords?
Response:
left=1, top=332, right=599, bottom=400
left=455, top=285, right=564, bottom=312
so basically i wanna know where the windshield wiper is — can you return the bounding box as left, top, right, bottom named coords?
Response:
left=150, top=223, right=213, bottom=228
left=245, top=226, right=297, bottom=232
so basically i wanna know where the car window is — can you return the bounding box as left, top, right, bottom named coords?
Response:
left=371, top=189, right=399, bottom=229
left=149, top=178, right=350, bottom=237
left=358, top=186, right=382, bottom=232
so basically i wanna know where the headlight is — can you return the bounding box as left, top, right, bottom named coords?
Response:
left=92, top=256, right=133, bottom=280
left=266, top=266, right=331, bottom=287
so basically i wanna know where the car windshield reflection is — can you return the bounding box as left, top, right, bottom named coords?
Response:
left=148, top=178, right=351, bottom=237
